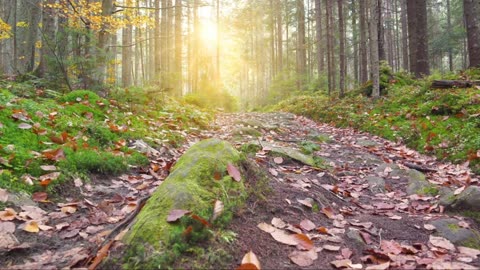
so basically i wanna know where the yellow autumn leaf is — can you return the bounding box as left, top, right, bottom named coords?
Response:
left=23, top=221, right=40, bottom=233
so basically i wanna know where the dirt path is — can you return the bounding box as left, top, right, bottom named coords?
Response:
left=212, top=113, right=480, bottom=269
left=2, top=112, right=480, bottom=269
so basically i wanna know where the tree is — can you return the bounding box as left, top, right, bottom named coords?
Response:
left=296, top=0, right=307, bottom=88
left=370, top=0, right=380, bottom=98
left=175, top=0, right=182, bottom=95
left=464, top=0, right=480, bottom=68
left=407, top=0, right=429, bottom=77
left=338, top=0, right=345, bottom=97
left=359, top=0, right=368, bottom=83
left=16, top=0, right=41, bottom=74
left=314, top=0, right=323, bottom=77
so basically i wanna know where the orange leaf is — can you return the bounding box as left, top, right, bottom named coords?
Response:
left=213, top=171, right=222, bottom=180
left=32, top=192, right=48, bottom=202
left=238, top=251, right=261, bottom=270
left=167, top=209, right=191, bottom=222
left=317, top=227, right=329, bottom=234
left=191, top=214, right=211, bottom=227
left=321, top=207, right=335, bottom=219
left=42, top=148, right=66, bottom=161
left=39, top=179, right=52, bottom=187
left=23, top=221, right=40, bottom=233
left=182, top=225, right=193, bottom=237
left=294, top=234, right=314, bottom=250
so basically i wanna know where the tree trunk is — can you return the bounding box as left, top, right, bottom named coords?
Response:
left=16, top=0, right=41, bottom=74
left=406, top=0, right=417, bottom=75
left=447, top=0, right=453, bottom=71
left=370, top=0, right=380, bottom=98
left=359, top=0, right=368, bottom=83
left=122, top=21, right=133, bottom=87
left=296, top=0, right=307, bottom=88
left=414, top=0, right=429, bottom=77
left=276, top=0, right=283, bottom=73
left=351, top=0, right=359, bottom=82
left=338, top=0, right=345, bottom=97
left=36, top=0, right=56, bottom=78
left=464, top=0, right=480, bottom=68
left=315, top=0, right=323, bottom=77
left=377, top=0, right=386, bottom=61
left=175, top=0, right=182, bottom=95
left=401, top=0, right=408, bottom=71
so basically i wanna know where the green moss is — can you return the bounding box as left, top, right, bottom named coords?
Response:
left=299, top=141, right=321, bottom=154
left=447, top=223, right=461, bottom=232
left=419, top=186, right=439, bottom=196
left=240, top=143, right=261, bottom=155
left=461, top=211, right=480, bottom=224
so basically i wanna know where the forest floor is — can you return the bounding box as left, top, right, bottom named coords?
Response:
left=2, top=112, right=480, bottom=269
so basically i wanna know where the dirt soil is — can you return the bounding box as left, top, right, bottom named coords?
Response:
left=1, top=112, right=480, bottom=270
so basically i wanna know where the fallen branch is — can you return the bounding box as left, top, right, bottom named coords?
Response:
left=403, top=162, right=437, bottom=173
left=430, top=80, right=480, bottom=89
left=84, top=195, right=151, bottom=269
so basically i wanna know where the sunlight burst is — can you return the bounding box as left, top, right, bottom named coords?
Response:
left=200, top=20, right=218, bottom=44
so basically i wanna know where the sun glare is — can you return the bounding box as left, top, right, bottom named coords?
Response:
left=200, top=20, right=218, bottom=44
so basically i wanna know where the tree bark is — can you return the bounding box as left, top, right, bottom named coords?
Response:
left=464, top=0, right=480, bottom=68
left=16, top=0, right=41, bottom=74
left=315, top=0, right=323, bottom=77
left=447, top=0, right=453, bottom=71
left=174, top=0, right=182, bottom=95
left=370, top=0, right=380, bottom=98
left=414, top=0, right=429, bottom=77
left=276, top=0, right=283, bottom=73
left=296, top=0, right=307, bottom=88
left=359, top=0, right=368, bottom=83
left=36, top=0, right=56, bottom=78
left=338, top=0, right=345, bottom=97
left=401, top=0, right=408, bottom=71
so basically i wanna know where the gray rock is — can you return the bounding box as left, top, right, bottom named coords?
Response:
left=232, top=127, right=262, bottom=138
left=446, top=186, right=480, bottom=211
left=431, top=218, right=478, bottom=245
left=366, top=176, right=386, bottom=193
left=356, top=139, right=380, bottom=147
left=130, top=140, right=161, bottom=156
left=249, top=141, right=318, bottom=167
left=7, top=192, right=36, bottom=207
left=347, top=228, right=365, bottom=246
left=406, top=169, right=434, bottom=195
left=375, top=163, right=403, bottom=178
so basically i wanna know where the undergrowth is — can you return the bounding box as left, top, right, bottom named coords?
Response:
left=270, top=68, right=480, bottom=174
left=0, top=82, right=211, bottom=194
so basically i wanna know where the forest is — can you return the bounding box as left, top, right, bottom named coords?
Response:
left=1, top=0, right=480, bottom=269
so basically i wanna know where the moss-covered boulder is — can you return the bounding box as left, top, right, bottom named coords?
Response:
left=406, top=169, right=437, bottom=195
left=443, top=186, right=480, bottom=211
left=124, top=139, right=245, bottom=249
left=431, top=218, right=480, bottom=247
left=247, top=141, right=318, bottom=167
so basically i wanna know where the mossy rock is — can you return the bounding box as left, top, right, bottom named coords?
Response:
left=444, top=186, right=480, bottom=212
left=406, top=169, right=436, bottom=195
left=431, top=218, right=480, bottom=248
left=247, top=141, right=319, bottom=167
left=124, top=139, right=245, bottom=250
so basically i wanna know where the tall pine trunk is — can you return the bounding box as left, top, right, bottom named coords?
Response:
left=464, top=0, right=480, bottom=68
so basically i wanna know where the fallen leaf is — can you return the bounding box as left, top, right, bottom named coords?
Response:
left=258, top=222, right=277, bottom=233
left=458, top=246, right=480, bottom=258
left=366, top=261, right=390, bottom=270
left=294, top=233, right=314, bottom=250
left=424, top=224, right=436, bottom=231
left=331, top=259, right=353, bottom=269
left=213, top=171, right=222, bottom=180
left=239, top=251, right=261, bottom=270
left=429, top=235, right=455, bottom=251
left=274, top=157, right=284, bottom=164
left=167, top=209, right=191, bottom=222
left=121, top=202, right=137, bottom=214
left=341, top=248, right=353, bottom=259
left=56, top=222, right=69, bottom=230
left=297, top=198, right=314, bottom=208
left=431, top=261, right=477, bottom=270
left=317, top=227, right=329, bottom=235
left=191, top=214, right=211, bottom=227
left=360, top=231, right=372, bottom=245
left=38, top=224, right=53, bottom=231
left=39, top=172, right=61, bottom=181
left=322, top=207, right=335, bottom=219
left=323, top=245, right=341, bottom=251
left=299, top=219, right=316, bottom=232
left=22, top=221, right=40, bottom=233
left=380, top=240, right=402, bottom=255
left=32, top=192, right=48, bottom=202
left=0, top=188, right=8, bottom=202
left=40, top=165, right=57, bottom=171
left=227, top=163, right=242, bottom=182
left=212, top=200, right=224, bottom=221
left=18, top=123, right=32, bottom=129
left=74, top=178, right=83, bottom=187
left=269, top=168, right=279, bottom=176
left=0, top=208, right=17, bottom=221
left=271, top=217, right=287, bottom=229
left=0, top=221, right=15, bottom=233
left=271, top=229, right=298, bottom=246
left=61, top=206, right=77, bottom=214
left=289, top=250, right=318, bottom=267
left=373, top=202, right=395, bottom=210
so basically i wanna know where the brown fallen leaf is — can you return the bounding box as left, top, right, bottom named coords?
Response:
left=0, top=221, right=15, bottom=233
left=341, top=248, right=353, bottom=259
left=61, top=206, right=77, bottom=214
left=323, top=245, right=341, bottom=251
left=269, top=168, right=279, bottom=176
left=330, top=259, right=353, bottom=269
left=32, top=192, right=48, bottom=202
left=299, top=219, right=316, bottom=232
left=289, top=250, right=318, bottom=267
left=297, top=198, right=314, bottom=208
left=360, top=231, right=372, bottom=245
left=429, top=235, right=455, bottom=251
left=365, top=261, right=390, bottom=270
left=322, top=207, right=335, bottom=219
left=0, top=208, right=17, bottom=221
left=212, top=200, right=224, bottom=221
left=238, top=251, right=261, bottom=270
left=380, top=240, right=402, bottom=255
left=0, top=188, right=8, bottom=202
left=166, top=209, right=191, bottom=222
left=294, top=233, right=314, bottom=250
left=227, top=163, right=242, bottom=182
left=270, top=229, right=298, bottom=246
left=258, top=222, right=277, bottom=233
left=424, top=224, right=436, bottom=231
left=271, top=218, right=287, bottom=229
left=40, top=165, right=57, bottom=171
left=121, top=202, right=137, bottom=214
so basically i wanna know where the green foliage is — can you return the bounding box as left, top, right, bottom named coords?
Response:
left=299, top=141, right=321, bottom=155
left=270, top=68, right=480, bottom=174
left=419, top=186, right=439, bottom=196
left=59, top=149, right=128, bottom=175
left=59, top=90, right=102, bottom=104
